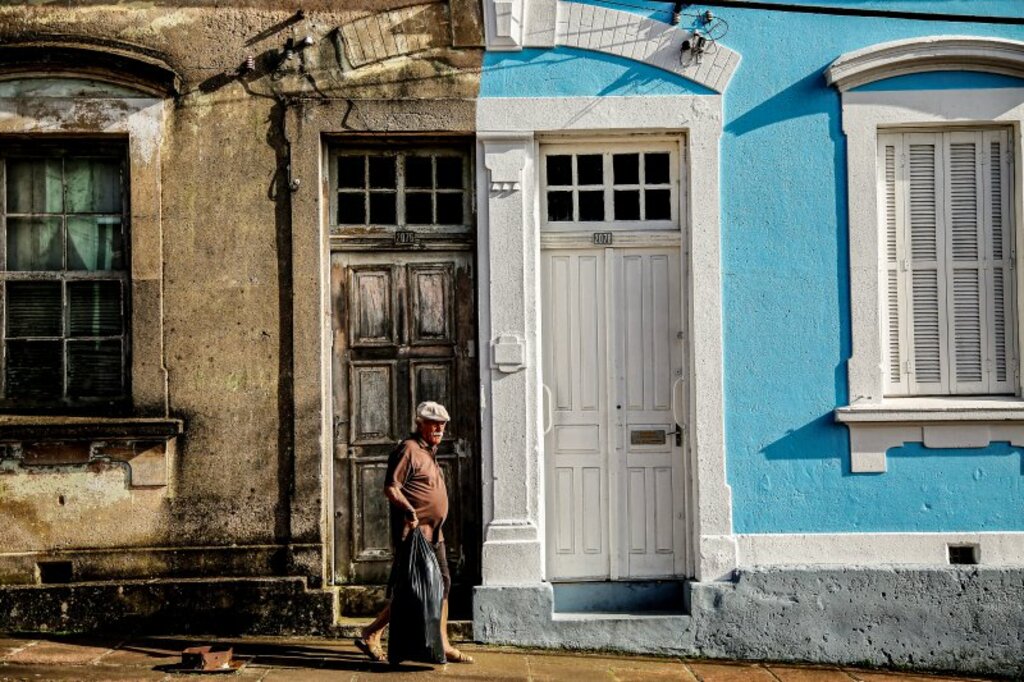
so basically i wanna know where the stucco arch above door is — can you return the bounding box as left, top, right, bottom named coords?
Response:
left=826, top=35, right=1024, bottom=92
left=482, top=0, right=740, bottom=93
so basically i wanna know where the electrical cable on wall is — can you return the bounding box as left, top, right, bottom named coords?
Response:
left=679, top=9, right=729, bottom=64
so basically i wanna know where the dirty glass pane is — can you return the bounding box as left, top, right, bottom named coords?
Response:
left=338, top=192, right=366, bottom=224
left=645, top=153, right=670, bottom=184
left=435, top=156, right=463, bottom=189
left=338, top=156, right=365, bottom=189
left=68, top=216, right=123, bottom=271
left=546, top=156, right=572, bottom=186
left=5, top=340, right=62, bottom=399
left=368, top=156, right=396, bottom=189
left=6, top=281, right=62, bottom=337
left=645, top=189, right=671, bottom=220
left=578, top=190, right=604, bottom=221
left=6, top=159, right=62, bottom=213
left=67, top=339, right=123, bottom=397
left=436, top=193, right=463, bottom=225
left=613, top=154, right=639, bottom=185
left=369, top=192, right=396, bottom=224
left=614, top=190, right=640, bottom=220
left=547, top=191, right=573, bottom=221
left=68, top=281, right=122, bottom=337
left=65, top=159, right=121, bottom=213
left=577, top=155, right=603, bottom=186
left=406, top=192, right=433, bottom=224
left=7, top=217, right=62, bottom=270
left=406, top=156, right=433, bottom=189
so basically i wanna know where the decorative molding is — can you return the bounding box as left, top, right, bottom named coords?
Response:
left=481, top=1, right=740, bottom=92
left=484, top=141, right=527, bottom=193
left=540, top=230, right=682, bottom=249
left=491, top=334, right=527, bottom=373
left=485, top=0, right=524, bottom=49
left=0, top=41, right=181, bottom=96
left=738, top=531, right=1024, bottom=567
left=836, top=401, right=1024, bottom=472
left=555, top=1, right=739, bottom=93
left=826, top=35, right=1024, bottom=92
left=340, top=4, right=452, bottom=67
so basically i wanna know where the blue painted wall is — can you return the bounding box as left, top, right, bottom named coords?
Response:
left=480, top=2, right=1024, bottom=534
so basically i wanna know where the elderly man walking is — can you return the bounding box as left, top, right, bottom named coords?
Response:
left=354, top=401, right=474, bottom=665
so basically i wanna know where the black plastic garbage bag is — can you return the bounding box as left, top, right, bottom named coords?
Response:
left=388, top=528, right=445, bottom=665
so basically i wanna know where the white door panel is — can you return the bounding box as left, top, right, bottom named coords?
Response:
left=543, top=251, right=609, bottom=579
left=543, top=246, right=685, bottom=581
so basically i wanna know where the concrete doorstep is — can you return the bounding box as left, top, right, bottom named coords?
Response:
left=0, top=633, right=1006, bottom=681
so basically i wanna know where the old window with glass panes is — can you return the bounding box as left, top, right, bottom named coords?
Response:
left=331, top=146, right=471, bottom=230
left=0, top=142, right=129, bottom=410
left=541, top=143, right=678, bottom=230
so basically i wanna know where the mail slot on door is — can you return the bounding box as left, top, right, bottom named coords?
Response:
left=630, top=429, right=667, bottom=445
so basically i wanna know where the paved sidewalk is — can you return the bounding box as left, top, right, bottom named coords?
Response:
left=0, top=635, right=1001, bottom=681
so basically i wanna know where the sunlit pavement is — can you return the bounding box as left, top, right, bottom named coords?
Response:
left=0, top=635, right=1003, bottom=681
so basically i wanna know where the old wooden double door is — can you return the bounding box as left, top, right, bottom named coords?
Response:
left=331, top=248, right=479, bottom=600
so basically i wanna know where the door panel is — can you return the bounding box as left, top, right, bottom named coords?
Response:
left=613, top=249, right=683, bottom=579
left=332, top=251, right=478, bottom=592
left=542, top=250, right=610, bottom=579
left=543, top=246, right=686, bottom=581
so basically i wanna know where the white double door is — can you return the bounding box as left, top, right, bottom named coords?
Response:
left=542, top=245, right=687, bottom=581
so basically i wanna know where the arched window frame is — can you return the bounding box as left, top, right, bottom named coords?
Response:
left=829, top=36, right=1024, bottom=474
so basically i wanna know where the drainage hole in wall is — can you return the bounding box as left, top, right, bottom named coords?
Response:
left=947, top=544, right=979, bottom=565
left=58, top=495, right=65, bottom=506
left=37, top=561, right=73, bottom=584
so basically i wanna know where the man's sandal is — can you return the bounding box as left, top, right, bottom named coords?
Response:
left=445, top=648, right=474, bottom=664
left=354, top=637, right=385, bottom=663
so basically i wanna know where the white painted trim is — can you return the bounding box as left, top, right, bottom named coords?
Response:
left=826, top=36, right=1024, bottom=92
left=836, top=397, right=1024, bottom=422
left=738, top=532, right=1024, bottom=567
left=836, top=83, right=1024, bottom=474
left=481, top=1, right=741, bottom=93
left=478, top=94, right=733, bottom=581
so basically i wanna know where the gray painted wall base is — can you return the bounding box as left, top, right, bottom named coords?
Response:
left=474, top=567, right=1024, bottom=677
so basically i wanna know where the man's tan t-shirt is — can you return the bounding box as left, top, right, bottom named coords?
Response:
left=385, top=435, right=449, bottom=545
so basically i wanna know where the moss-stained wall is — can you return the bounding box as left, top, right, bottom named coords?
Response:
left=0, top=1, right=483, bottom=585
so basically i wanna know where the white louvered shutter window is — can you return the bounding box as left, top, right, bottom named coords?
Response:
left=879, top=129, right=1017, bottom=396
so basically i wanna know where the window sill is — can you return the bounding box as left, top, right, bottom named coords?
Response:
left=0, top=415, right=182, bottom=442
left=834, top=398, right=1024, bottom=474
left=0, top=416, right=182, bottom=488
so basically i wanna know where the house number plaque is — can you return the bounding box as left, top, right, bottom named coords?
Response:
left=592, top=232, right=613, bottom=245
left=394, top=230, right=416, bottom=245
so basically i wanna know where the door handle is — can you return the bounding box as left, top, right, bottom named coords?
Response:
left=670, top=376, right=684, bottom=446
left=542, top=384, right=554, bottom=435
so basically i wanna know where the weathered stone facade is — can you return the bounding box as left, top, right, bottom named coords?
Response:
left=0, top=1, right=483, bottom=622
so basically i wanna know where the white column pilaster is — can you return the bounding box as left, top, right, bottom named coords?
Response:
left=477, top=134, right=545, bottom=585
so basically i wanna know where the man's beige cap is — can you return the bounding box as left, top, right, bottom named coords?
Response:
left=416, top=401, right=450, bottom=423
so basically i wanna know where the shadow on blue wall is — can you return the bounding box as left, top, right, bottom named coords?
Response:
left=724, top=60, right=853, bottom=419
left=725, top=69, right=832, bottom=137
left=480, top=47, right=715, bottom=98
left=761, top=412, right=849, bottom=470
